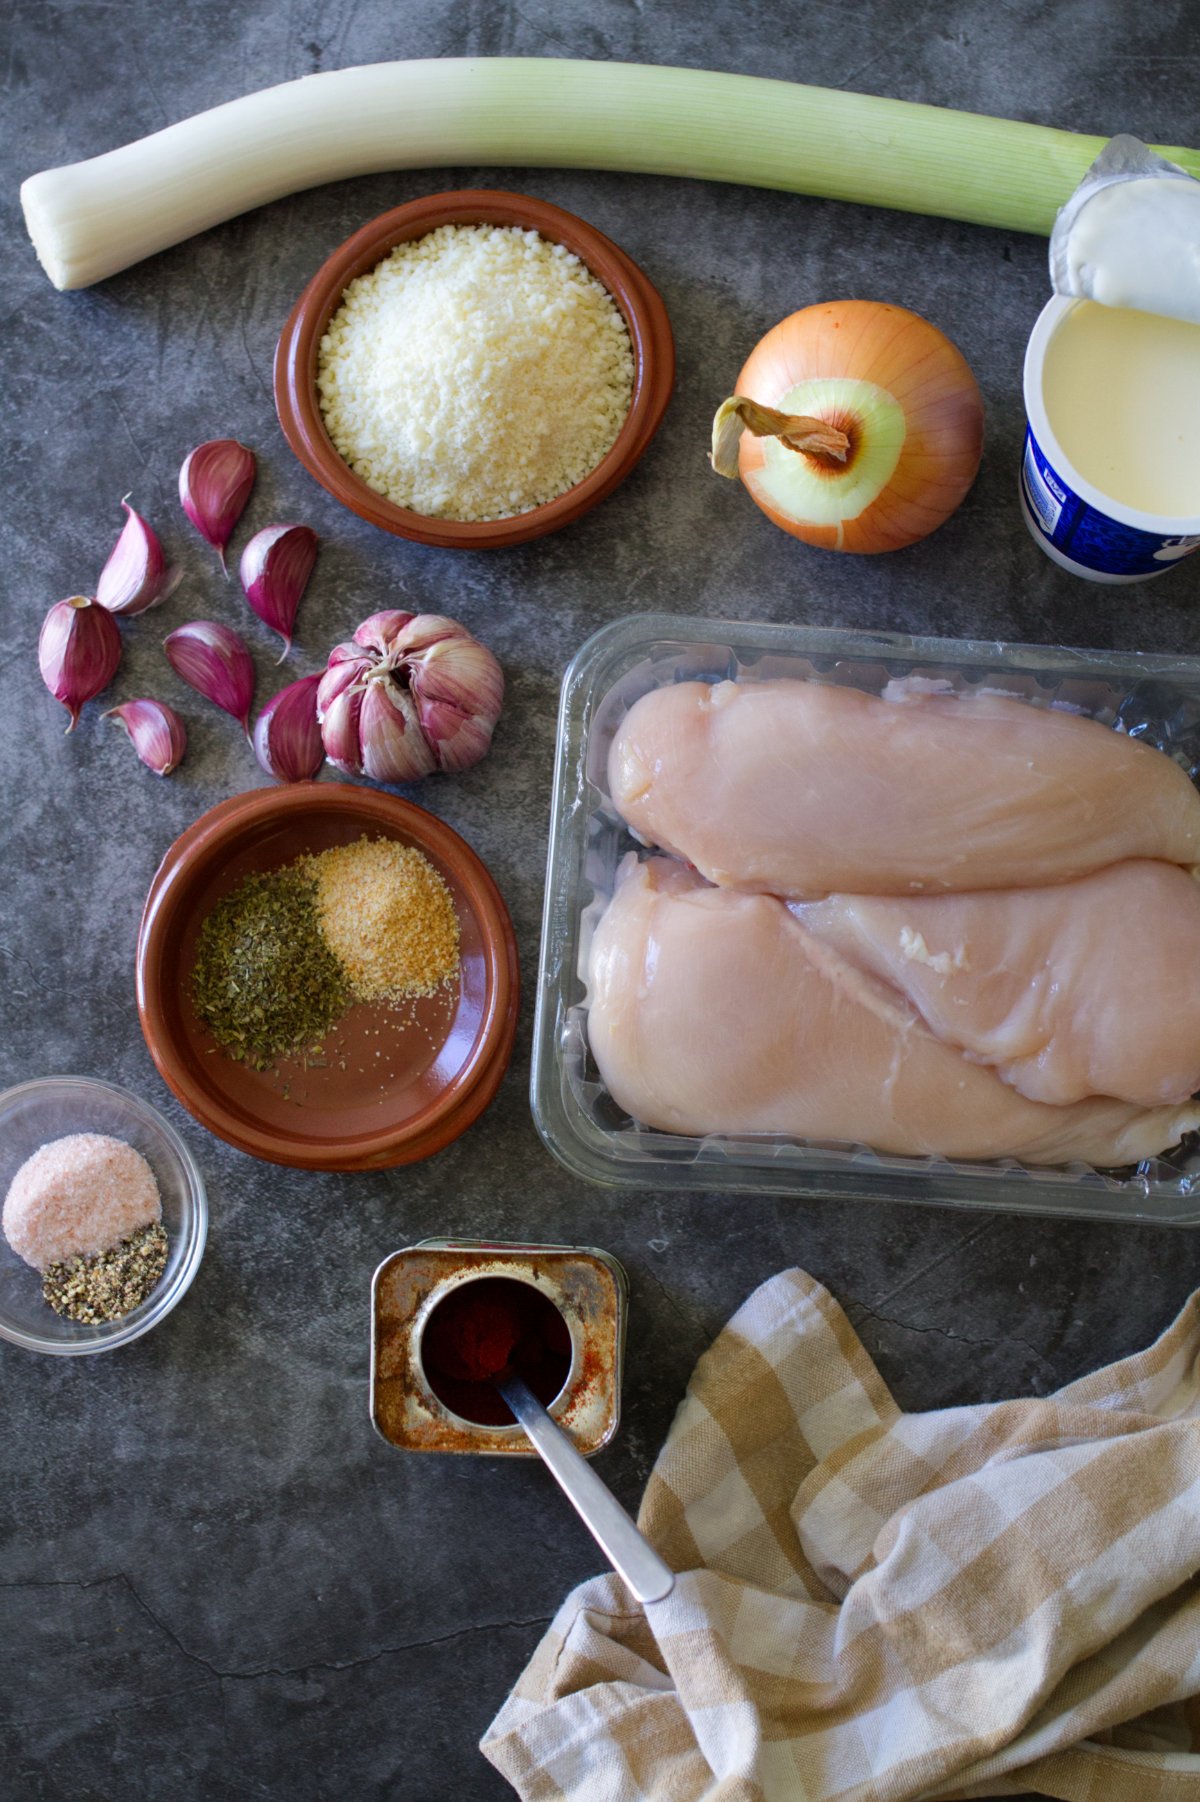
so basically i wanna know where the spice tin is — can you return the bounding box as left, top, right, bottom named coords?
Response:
left=370, top=1239, right=627, bottom=1457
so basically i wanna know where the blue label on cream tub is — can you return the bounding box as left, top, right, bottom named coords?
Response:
left=1021, top=426, right=1200, bottom=575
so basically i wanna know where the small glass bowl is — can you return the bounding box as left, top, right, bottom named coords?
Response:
left=0, top=1076, right=207, bottom=1356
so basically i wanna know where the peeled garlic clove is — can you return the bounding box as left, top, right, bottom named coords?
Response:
left=252, top=674, right=324, bottom=784
left=96, top=499, right=182, bottom=616
left=104, top=698, right=187, bottom=776
left=239, top=524, right=318, bottom=661
left=38, top=595, right=122, bottom=733
left=179, top=439, right=256, bottom=571
left=164, top=620, right=256, bottom=734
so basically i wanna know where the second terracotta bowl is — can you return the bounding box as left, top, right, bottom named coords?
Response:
left=274, top=189, right=675, bottom=549
left=136, top=785, right=519, bottom=1171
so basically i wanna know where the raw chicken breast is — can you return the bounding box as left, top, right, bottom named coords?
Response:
left=608, top=679, right=1200, bottom=896
left=793, top=861, right=1200, bottom=1107
left=586, top=857, right=1200, bottom=1164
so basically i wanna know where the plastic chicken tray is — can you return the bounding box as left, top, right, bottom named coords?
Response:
left=531, top=613, right=1200, bottom=1222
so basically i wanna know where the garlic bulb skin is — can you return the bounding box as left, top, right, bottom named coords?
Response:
left=317, top=611, right=504, bottom=785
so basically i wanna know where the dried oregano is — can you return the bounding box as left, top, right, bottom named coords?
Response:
left=191, top=866, right=349, bottom=1069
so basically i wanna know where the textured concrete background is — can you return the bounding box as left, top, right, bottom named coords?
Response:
left=4, top=3, right=1200, bottom=1798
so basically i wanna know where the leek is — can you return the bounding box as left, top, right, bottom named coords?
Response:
left=21, top=57, right=1200, bottom=292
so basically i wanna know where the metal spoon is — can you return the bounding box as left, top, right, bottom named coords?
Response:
left=497, top=1371, right=675, bottom=1604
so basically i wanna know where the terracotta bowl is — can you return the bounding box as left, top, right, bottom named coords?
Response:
left=274, top=189, right=675, bottom=549
left=136, top=785, right=519, bottom=1171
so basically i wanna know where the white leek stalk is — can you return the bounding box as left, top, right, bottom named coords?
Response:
left=21, top=57, right=1200, bottom=291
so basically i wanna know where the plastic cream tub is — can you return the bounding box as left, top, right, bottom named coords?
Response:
left=532, top=614, right=1200, bottom=1224
left=1021, top=295, right=1200, bottom=581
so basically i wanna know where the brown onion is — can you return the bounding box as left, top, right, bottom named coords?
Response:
left=712, top=300, right=984, bottom=554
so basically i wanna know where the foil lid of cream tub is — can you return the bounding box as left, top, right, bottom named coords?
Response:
left=1049, top=134, right=1200, bottom=325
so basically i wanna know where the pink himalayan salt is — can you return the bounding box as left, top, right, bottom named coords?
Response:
left=2, top=1133, right=161, bottom=1271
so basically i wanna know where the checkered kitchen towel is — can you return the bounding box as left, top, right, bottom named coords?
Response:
left=482, top=1268, right=1200, bottom=1801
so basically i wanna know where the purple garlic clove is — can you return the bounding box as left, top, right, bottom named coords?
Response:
left=252, top=674, right=325, bottom=784
left=164, top=620, right=256, bottom=735
left=39, top=596, right=122, bottom=733
left=96, top=499, right=182, bottom=616
left=239, top=524, right=319, bottom=662
left=104, top=699, right=187, bottom=776
left=179, top=439, right=256, bottom=572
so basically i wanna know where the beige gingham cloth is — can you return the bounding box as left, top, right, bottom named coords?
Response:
left=481, top=1268, right=1200, bottom=1802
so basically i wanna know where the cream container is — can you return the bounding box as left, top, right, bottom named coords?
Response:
left=1021, top=136, right=1200, bottom=582
left=1021, top=295, right=1200, bottom=582
left=370, top=1238, right=627, bottom=1457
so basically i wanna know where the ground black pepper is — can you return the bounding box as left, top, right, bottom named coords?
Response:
left=191, top=866, right=349, bottom=1068
left=42, top=1222, right=169, bottom=1323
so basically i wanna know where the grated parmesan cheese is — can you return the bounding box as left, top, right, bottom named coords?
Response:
left=317, top=223, right=635, bottom=521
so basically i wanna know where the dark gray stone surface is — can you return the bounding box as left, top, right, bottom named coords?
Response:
left=3, top=2, right=1200, bottom=1797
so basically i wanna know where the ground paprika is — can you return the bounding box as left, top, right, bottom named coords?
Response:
left=421, top=1276, right=573, bottom=1426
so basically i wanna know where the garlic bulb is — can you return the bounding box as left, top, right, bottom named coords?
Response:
left=317, top=611, right=504, bottom=786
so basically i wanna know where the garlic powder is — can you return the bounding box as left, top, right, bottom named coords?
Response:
left=317, top=223, right=634, bottom=521
left=306, top=837, right=460, bottom=1004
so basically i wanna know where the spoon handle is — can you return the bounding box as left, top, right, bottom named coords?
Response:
left=498, top=1372, right=675, bottom=1605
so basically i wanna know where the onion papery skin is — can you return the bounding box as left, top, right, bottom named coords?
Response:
left=735, top=300, right=984, bottom=553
